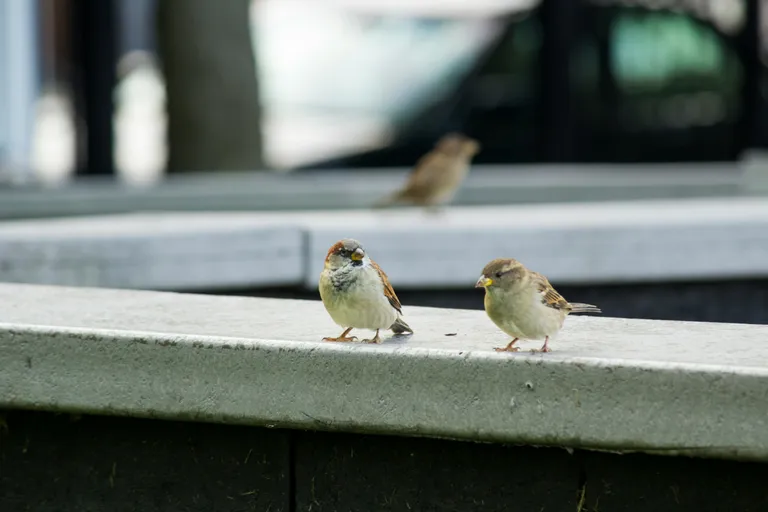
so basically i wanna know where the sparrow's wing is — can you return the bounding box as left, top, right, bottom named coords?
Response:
left=531, top=271, right=571, bottom=312
left=370, top=260, right=403, bottom=313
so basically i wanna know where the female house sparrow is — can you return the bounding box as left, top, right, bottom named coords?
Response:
left=374, top=133, right=480, bottom=208
left=319, top=238, right=413, bottom=343
left=475, top=258, right=601, bottom=353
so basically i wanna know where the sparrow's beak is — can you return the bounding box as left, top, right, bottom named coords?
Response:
left=351, top=248, right=365, bottom=261
left=475, top=275, right=492, bottom=288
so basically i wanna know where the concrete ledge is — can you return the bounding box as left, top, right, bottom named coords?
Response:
left=0, top=163, right=742, bottom=220
left=300, top=197, right=768, bottom=287
left=0, top=215, right=304, bottom=289
left=1, top=197, right=768, bottom=289
left=1, top=283, right=767, bottom=462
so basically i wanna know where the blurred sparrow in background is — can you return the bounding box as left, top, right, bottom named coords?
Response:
left=475, top=258, right=601, bottom=353
left=319, top=238, right=413, bottom=343
left=374, top=133, right=480, bottom=209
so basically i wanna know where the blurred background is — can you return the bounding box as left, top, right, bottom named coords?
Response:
left=1, top=0, right=764, bottom=180
left=0, top=0, right=767, bottom=324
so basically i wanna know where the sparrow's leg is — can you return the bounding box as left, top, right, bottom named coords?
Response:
left=323, top=327, right=358, bottom=342
left=362, top=329, right=383, bottom=344
left=531, top=336, right=552, bottom=353
left=494, top=338, right=520, bottom=352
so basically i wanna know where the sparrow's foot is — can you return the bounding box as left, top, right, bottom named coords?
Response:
left=323, top=327, right=357, bottom=342
left=361, top=330, right=383, bottom=344
left=530, top=337, right=551, bottom=353
left=494, top=338, right=520, bottom=352
left=322, top=336, right=359, bottom=342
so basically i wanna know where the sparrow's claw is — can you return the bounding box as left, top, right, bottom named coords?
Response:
left=361, top=330, right=382, bottom=344
left=323, top=327, right=357, bottom=342
left=494, top=338, right=520, bottom=352
left=322, top=336, right=358, bottom=342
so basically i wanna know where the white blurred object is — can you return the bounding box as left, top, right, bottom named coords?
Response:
left=30, top=88, right=77, bottom=187
left=114, top=51, right=167, bottom=186
left=327, top=0, right=539, bottom=17
left=252, top=0, right=503, bottom=169
left=263, top=110, right=394, bottom=170
left=0, top=0, right=39, bottom=184
left=740, top=150, right=768, bottom=195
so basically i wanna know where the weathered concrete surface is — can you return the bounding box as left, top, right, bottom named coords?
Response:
left=1, top=283, right=767, bottom=461
left=1, top=197, right=768, bottom=290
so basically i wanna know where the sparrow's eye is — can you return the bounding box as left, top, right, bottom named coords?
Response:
left=495, top=271, right=503, bottom=278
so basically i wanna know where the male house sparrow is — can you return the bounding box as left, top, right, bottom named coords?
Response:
left=319, top=238, right=413, bottom=343
left=374, top=133, right=480, bottom=208
left=475, top=258, right=601, bottom=353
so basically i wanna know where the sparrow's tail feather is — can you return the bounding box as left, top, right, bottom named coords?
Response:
left=390, top=316, right=413, bottom=334
left=569, top=303, right=602, bottom=314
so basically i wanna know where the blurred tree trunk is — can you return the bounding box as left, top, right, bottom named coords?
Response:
left=156, top=0, right=264, bottom=172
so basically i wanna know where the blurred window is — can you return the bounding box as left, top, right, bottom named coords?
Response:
left=253, top=0, right=517, bottom=168
left=254, top=0, right=753, bottom=168
left=573, top=2, right=746, bottom=162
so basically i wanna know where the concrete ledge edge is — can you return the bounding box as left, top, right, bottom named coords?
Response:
left=2, top=197, right=768, bottom=289
left=1, top=284, right=767, bottom=464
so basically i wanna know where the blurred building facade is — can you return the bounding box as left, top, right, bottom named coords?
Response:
left=1, top=0, right=766, bottom=180
left=0, top=0, right=39, bottom=183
